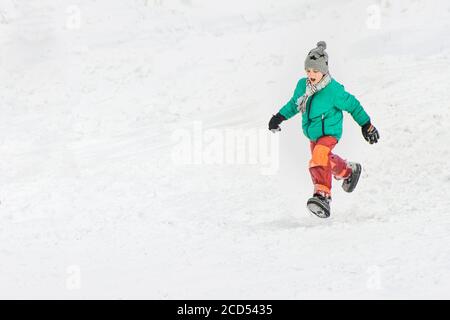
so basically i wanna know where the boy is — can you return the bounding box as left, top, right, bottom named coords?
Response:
left=269, top=41, right=379, bottom=218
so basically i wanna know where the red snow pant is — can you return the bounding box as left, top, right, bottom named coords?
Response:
left=309, top=136, right=352, bottom=198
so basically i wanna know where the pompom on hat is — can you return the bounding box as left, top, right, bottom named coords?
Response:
left=305, top=41, right=329, bottom=74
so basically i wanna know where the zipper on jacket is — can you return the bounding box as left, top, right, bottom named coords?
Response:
left=307, top=95, right=315, bottom=121
left=321, top=114, right=325, bottom=137
left=306, top=95, right=315, bottom=137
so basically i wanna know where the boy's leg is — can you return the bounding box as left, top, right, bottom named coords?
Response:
left=309, top=136, right=338, bottom=197
left=329, top=153, right=352, bottom=180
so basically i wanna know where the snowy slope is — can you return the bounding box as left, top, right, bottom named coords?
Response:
left=0, top=0, right=450, bottom=299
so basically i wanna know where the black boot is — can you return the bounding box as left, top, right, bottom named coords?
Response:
left=307, top=193, right=331, bottom=218
left=342, top=162, right=362, bottom=193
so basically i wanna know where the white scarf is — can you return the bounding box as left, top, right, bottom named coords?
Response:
left=296, top=73, right=332, bottom=113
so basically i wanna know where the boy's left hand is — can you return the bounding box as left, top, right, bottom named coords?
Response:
left=362, top=122, right=379, bottom=144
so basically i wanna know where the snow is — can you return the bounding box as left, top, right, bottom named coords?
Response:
left=0, top=0, right=450, bottom=299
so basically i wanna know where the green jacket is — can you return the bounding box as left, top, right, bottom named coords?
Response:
left=279, top=78, right=370, bottom=142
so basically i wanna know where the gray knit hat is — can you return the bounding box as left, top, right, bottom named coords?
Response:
left=304, top=41, right=329, bottom=74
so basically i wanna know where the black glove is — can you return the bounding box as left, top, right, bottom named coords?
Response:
left=268, top=113, right=286, bottom=132
left=361, top=121, right=379, bottom=144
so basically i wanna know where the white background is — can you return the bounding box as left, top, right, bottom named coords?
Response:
left=0, top=0, right=449, bottom=299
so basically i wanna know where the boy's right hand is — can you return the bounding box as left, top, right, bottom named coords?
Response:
left=269, top=113, right=286, bottom=133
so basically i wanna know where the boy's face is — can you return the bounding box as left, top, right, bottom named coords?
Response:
left=306, top=68, right=324, bottom=85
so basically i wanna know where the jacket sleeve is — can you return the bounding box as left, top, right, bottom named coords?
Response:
left=334, top=84, right=370, bottom=126
left=278, top=78, right=305, bottom=120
